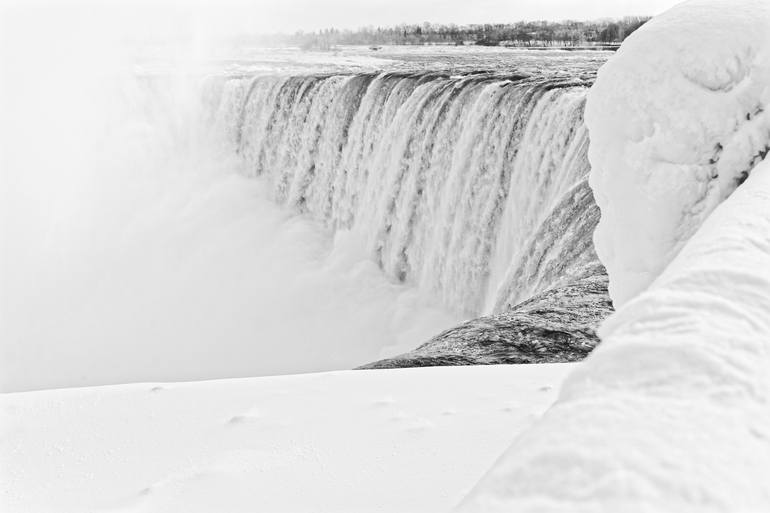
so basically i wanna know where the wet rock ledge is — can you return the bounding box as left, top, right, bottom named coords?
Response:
left=358, top=272, right=613, bottom=369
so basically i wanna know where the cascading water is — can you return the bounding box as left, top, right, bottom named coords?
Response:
left=2, top=41, right=614, bottom=390
left=209, top=71, right=604, bottom=320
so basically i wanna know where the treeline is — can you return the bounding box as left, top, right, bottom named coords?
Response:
left=282, top=18, right=650, bottom=50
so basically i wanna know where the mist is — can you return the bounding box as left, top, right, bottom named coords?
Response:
left=0, top=6, right=458, bottom=392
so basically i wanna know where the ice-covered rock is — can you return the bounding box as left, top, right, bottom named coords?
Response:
left=586, top=0, right=770, bottom=306
left=460, top=1, right=770, bottom=511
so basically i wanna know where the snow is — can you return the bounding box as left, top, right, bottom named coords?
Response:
left=460, top=1, right=770, bottom=510
left=0, top=364, right=571, bottom=513
left=586, top=0, right=770, bottom=306
left=5, top=1, right=770, bottom=511
left=461, top=161, right=770, bottom=512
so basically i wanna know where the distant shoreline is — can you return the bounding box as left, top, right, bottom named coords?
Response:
left=238, top=18, right=646, bottom=52
left=303, top=43, right=621, bottom=52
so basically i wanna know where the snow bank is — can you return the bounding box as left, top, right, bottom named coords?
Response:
left=586, top=0, right=770, bottom=306
left=460, top=161, right=770, bottom=512
left=460, top=1, right=770, bottom=510
left=0, top=365, right=570, bottom=513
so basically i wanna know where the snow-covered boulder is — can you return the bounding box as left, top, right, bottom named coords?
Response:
left=459, top=1, right=770, bottom=511
left=460, top=160, right=770, bottom=512
left=586, top=0, right=770, bottom=306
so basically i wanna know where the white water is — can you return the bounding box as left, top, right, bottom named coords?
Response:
left=212, top=71, right=597, bottom=317
left=1, top=12, right=604, bottom=391
left=0, top=52, right=455, bottom=392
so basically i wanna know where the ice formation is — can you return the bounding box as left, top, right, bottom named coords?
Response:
left=586, top=0, right=770, bottom=306
left=461, top=1, right=770, bottom=511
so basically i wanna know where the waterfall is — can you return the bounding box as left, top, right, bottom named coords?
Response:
left=208, top=71, right=600, bottom=317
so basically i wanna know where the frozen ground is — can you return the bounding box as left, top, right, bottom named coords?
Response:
left=0, top=364, right=570, bottom=513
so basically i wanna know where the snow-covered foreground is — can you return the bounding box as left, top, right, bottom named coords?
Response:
left=0, top=364, right=571, bottom=513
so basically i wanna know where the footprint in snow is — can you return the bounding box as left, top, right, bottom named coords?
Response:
left=372, top=396, right=395, bottom=407
left=389, top=410, right=409, bottom=422
left=227, top=410, right=261, bottom=425
left=405, top=418, right=435, bottom=433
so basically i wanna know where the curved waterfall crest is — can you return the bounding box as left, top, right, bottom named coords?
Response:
left=209, top=71, right=600, bottom=316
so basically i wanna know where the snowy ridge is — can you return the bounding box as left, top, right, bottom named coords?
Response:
left=461, top=1, right=770, bottom=510
left=208, top=72, right=598, bottom=315
left=460, top=161, right=770, bottom=513
left=586, top=0, right=770, bottom=306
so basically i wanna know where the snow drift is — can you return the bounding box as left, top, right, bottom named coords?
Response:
left=461, top=1, right=770, bottom=511
left=0, top=364, right=571, bottom=513
left=586, top=0, right=770, bottom=307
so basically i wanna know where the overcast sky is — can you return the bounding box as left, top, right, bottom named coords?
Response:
left=5, top=0, right=686, bottom=38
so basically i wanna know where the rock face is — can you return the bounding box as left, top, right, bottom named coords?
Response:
left=359, top=177, right=612, bottom=370
left=359, top=269, right=611, bottom=369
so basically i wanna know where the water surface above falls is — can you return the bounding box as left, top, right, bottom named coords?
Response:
left=142, top=44, right=609, bottom=78
left=204, top=47, right=615, bottom=368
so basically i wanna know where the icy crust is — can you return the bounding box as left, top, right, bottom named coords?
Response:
left=586, top=0, right=770, bottom=306
left=459, top=159, right=770, bottom=512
